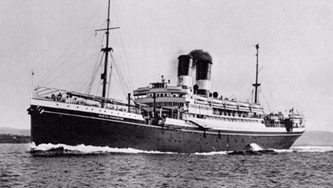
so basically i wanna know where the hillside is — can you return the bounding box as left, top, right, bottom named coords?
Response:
left=0, top=127, right=30, bottom=136
left=294, top=131, right=333, bottom=146
left=0, top=134, right=30, bottom=143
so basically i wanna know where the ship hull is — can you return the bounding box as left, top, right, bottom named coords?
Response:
left=29, top=103, right=303, bottom=153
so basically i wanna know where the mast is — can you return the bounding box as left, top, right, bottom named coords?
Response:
left=252, top=44, right=260, bottom=104
left=101, top=0, right=112, bottom=107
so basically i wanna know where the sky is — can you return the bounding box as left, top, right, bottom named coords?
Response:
left=0, top=0, right=332, bottom=132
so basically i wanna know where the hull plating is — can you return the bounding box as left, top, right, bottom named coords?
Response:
left=30, top=105, right=303, bottom=153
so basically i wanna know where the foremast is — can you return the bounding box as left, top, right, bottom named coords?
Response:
left=100, top=0, right=112, bottom=108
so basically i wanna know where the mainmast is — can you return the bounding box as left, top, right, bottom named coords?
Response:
left=101, top=0, right=112, bottom=107
left=252, top=44, right=260, bottom=104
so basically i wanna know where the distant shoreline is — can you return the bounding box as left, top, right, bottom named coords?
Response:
left=0, top=134, right=30, bottom=143
left=0, top=127, right=30, bottom=136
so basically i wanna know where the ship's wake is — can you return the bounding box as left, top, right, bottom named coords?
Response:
left=283, top=146, right=333, bottom=153
left=29, top=143, right=177, bottom=156
left=29, top=143, right=333, bottom=156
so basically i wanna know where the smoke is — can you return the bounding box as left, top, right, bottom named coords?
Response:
left=189, top=49, right=212, bottom=63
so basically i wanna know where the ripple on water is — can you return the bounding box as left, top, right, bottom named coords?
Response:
left=1, top=144, right=333, bottom=187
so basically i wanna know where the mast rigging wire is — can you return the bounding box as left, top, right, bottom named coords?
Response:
left=259, top=87, right=271, bottom=113
left=112, top=30, right=134, bottom=91
left=106, top=0, right=133, bottom=93
left=107, top=52, right=113, bottom=99
left=105, top=51, right=130, bottom=99
left=42, top=52, right=100, bottom=87
left=40, top=22, right=106, bottom=86
left=86, top=53, right=105, bottom=95
left=76, top=54, right=102, bottom=94
left=37, top=4, right=105, bottom=86
left=110, top=52, right=130, bottom=94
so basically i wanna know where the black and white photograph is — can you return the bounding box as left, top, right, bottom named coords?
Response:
left=0, top=0, right=332, bottom=187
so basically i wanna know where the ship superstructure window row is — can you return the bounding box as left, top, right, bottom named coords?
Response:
left=133, top=93, right=184, bottom=99
left=184, top=113, right=261, bottom=124
left=151, top=93, right=182, bottom=98
left=147, top=102, right=184, bottom=108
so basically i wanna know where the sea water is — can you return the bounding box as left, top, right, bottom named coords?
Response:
left=0, top=144, right=332, bottom=187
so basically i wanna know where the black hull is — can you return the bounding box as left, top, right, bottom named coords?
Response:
left=29, top=105, right=303, bottom=153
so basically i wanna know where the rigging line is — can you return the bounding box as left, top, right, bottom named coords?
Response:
left=95, top=76, right=101, bottom=97
left=107, top=53, right=113, bottom=99
left=235, top=61, right=253, bottom=94
left=113, top=30, right=129, bottom=91
left=112, top=61, right=129, bottom=97
left=43, top=52, right=100, bottom=86
left=73, top=78, right=91, bottom=93
left=37, top=4, right=105, bottom=86
left=113, top=53, right=130, bottom=93
left=109, top=52, right=130, bottom=96
left=74, top=53, right=102, bottom=93
left=108, top=14, right=131, bottom=91
left=99, top=29, right=106, bottom=48
left=107, top=6, right=133, bottom=92
left=111, top=52, right=130, bottom=93
left=110, top=30, right=128, bottom=88
left=78, top=52, right=102, bottom=91
left=39, top=21, right=106, bottom=87
left=114, top=70, right=128, bottom=98
left=39, top=32, right=97, bottom=86
left=117, top=30, right=134, bottom=90
left=109, top=60, right=128, bottom=99
left=93, top=57, right=104, bottom=97
left=259, top=87, right=271, bottom=113
left=87, top=53, right=104, bottom=94
left=86, top=51, right=104, bottom=91
left=249, top=89, right=254, bottom=103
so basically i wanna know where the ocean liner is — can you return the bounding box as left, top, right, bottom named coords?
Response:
left=28, top=1, right=305, bottom=153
